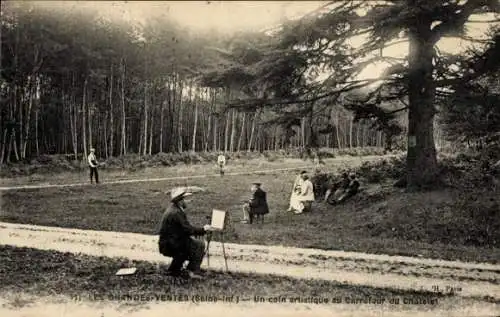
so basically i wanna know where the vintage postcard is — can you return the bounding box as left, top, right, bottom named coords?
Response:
left=1, top=1, right=499, bottom=316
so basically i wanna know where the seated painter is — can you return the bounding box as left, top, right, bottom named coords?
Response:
left=157, top=187, right=214, bottom=279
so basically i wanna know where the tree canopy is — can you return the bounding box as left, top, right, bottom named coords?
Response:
left=203, top=0, right=500, bottom=189
left=1, top=0, right=499, bottom=190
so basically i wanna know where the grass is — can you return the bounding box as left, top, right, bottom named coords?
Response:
left=0, top=155, right=381, bottom=187
left=0, top=245, right=444, bottom=303
left=0, top=147, right=392, bottom=179
left=2, top=168, right=499, bottom=263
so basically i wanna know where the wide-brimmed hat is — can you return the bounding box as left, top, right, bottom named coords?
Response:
left=90, top=148, right=95, bottom=152
left=252, top=182, right=262, bottom=186
left=170, top=187, right=193, bottom=202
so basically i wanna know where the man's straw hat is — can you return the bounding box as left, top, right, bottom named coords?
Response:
left=170, top=187, right=193, bottom=201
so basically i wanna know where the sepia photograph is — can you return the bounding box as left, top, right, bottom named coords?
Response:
left=0, top=0, right=499, bottom=316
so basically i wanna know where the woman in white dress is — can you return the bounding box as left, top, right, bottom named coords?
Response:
left=296, top=174, right=315, bottom=213
left=287, top=171, right=306, bottom=212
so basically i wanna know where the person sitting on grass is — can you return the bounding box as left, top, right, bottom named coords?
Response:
left=287, top=171, right=306, bottom=212
left=242, top=182, right=269, bottom=224
left=324, top=172, right=350, bottom=202
left=157, top=187, right=214, bottom=279
left=295, top=172, right=315, bottom=214
left=332, top=173, right=360, bottom=204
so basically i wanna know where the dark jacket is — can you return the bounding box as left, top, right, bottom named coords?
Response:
left=347, top=179, right=360, bottom=195
left=158, top=203, right=205, bottom=256
left=248, top=188, right=269, bottom=215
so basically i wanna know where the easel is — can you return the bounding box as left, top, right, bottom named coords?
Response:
left=205, top=209, right=229, bottom=271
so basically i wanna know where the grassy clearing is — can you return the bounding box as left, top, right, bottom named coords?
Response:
left=2, top=167, right=499, bottom=263
left=0, top=155, right=384, bottom=187
left=0, top=147, right=391, bottom=179
left=0, top=245, right=444, bottom=303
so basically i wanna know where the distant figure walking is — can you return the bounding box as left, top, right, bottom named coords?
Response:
left=88, top=148, right=99, bottom=184
left=217, top=153, right=226, bottom=176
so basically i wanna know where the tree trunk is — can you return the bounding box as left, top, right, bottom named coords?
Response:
left=213, top=118, right=218, bottom=152
left=159, top=100, right=165, bottom=153
left=237, top=112, right=246, bottom=152
left=82, top=77, right=88, bottom=161
left=229, top=109, right=236, bottom=152
left=34, top=82, right=40, bottom=157
left=356, top=121, right=361, bottom=148
left=274, top=125, right=279, bottom=151
left=406, top=20, right=439, bottom=189
left=168, top=74, right=177, bottom=152
left=68, top=73, right=77, bottom=159
left=0, top=128, right=7, bottom=163
left=104, top=111, right=109, bottom=159
left=335, top=112, right=341, bottom=148
left=8, top=25, right=20, bottom=162
left=148, top=107, right=153, bottom=155
left=224, top=114, right=230, bottom=152
left=21, top=76, right=33, bottom=159
left=205, top=94, right=211, bottom=152
left=248, top=110, right=258, bottom=152
left=8, top=83, right=20, bottom=162
left=192, top=87, right=198, bottom=152
left=120, top=57, right=127, bottom=156
left=349, top=116, right=353, bottom=148
left=109, top=63, right=114, bottom=157
left=88, top=102, right=93, bottom=152
left=177, top=79, right=184, bottom=153
left=142, top=80, right=148, bottom=156
left=300, top=118, right=305, bottom=148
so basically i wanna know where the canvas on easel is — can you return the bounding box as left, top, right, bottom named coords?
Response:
left=205, top=209, right=229, bottom=271
left=211, top=209, right=226, bottom=230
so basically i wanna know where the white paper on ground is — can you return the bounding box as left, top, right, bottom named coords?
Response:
left=115, top=267, right=137, bottom=276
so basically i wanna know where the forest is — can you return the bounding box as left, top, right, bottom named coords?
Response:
left=1, top=1, right=386, bottom=162
left=1, top=1, right=499, bottom=188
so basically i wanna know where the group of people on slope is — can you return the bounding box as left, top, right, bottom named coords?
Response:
left=324, top=172, right=360, bottom=204
left=287, top=170, right=361, bottom=213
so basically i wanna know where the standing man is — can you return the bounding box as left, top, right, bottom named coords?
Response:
left=217, top=152, right=226, bottom=176
left=295, top=172, right=315, bottom=214
left=158, top=187, right=213, bottom=279
left=242, top=182, right=269, bottom=224
left=88, top=148, right=99, bottom=184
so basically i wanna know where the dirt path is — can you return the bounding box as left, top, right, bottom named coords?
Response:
left=1, top=222, right=499, bottom=301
